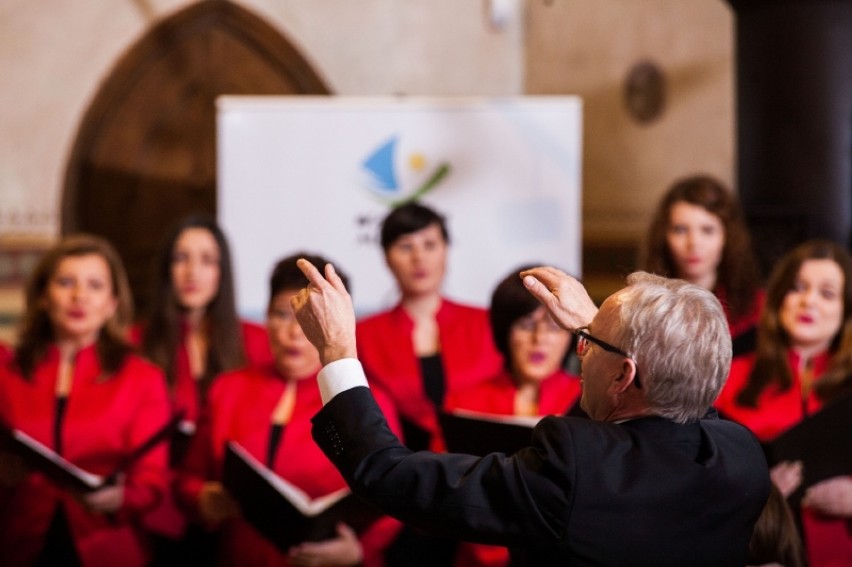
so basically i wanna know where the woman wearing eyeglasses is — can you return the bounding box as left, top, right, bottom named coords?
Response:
left=446, top=267, right=582, bottom=419
left=715, top=240, right=852, bottom=566
left=177, top=254, right=403, bottom=567
left=445, top=267, right=582, bottom=567
left=643, top=175, right=764, bottom=356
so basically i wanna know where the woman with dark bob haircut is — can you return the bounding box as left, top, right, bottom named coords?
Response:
left=448, top=265, right=581, bottom=417
left=0, top=234, right=171, bottom=567
left=644, top=175, right=764, bottom=355
left=716, top=240, right=852, bottom=566
left=356, top=201, right=502, bottom=452
left=356, top=201, right=502, bottom=566
left=444, top=266, right=583, bottom=567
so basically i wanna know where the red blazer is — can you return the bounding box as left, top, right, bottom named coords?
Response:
left=131, top=319, right=271, bottom=424
left=356, top=299, right=503, bottom=451
left=445, top=369, right=582, bottom=567
left=0, top=341, right=11, bottom=366
left=0, top=345, right=170, bottom=567
left=131, top=319, right=271, bottom=539
left=715, top=351, right=829, bottom=443
left=715, top=350, right=852, bottom=566
left=177, top=365, right=404, bottom=567
left=445, top=369, right=582, bottom=417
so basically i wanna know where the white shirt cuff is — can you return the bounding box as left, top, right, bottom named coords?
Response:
left=318, top=358, right=370, bottom=405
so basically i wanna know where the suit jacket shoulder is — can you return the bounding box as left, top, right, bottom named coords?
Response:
left=314, top=387, right=769, bottom=566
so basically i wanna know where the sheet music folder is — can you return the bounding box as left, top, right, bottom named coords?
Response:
left=1, top=411, right=182, bottom=493
left=170, top=419, right=196, bottom=467
left=222, top=441, right=381, bottom=551
left=763, top=392, right=852, bottom=490
left=438, top=409, right=539, bottom=457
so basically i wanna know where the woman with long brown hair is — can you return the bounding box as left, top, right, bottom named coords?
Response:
left=716, top=239, right=852, bottom=566
left=644, top=175, right=764, bottom=355
left=0, top=234, right=171, bottom=567
left=135, top=213, right=271, bottom=559
left=139, top=213, right=271, bottom=418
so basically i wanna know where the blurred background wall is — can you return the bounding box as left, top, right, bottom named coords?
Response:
left=0, top=0, right=739, bottom=342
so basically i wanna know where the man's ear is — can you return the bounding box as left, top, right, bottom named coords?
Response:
left=609, top=359, right=638, bottom=395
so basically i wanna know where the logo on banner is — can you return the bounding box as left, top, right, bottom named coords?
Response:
left=359, top=136, right=450, bottom=206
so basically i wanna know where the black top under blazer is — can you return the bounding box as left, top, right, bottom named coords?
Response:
left=312, top=386, right=770, bottom=566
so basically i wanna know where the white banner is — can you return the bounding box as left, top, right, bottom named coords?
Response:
left=218, top=96, right=583, bottom=320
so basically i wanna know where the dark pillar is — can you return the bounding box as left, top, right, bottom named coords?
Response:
left=728, top=0, right=852, bottom=276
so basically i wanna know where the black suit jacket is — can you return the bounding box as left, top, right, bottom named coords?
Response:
left=312, top=386, right=770, bottom=566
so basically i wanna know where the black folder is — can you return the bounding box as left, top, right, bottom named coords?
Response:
left=763, top=392, right=852, bottom=491
left=169, top=419, right=196, bottom=467
left=222, top=441, right=381, bottom=551
left=1, top=411, right=182, bottom=493
left=438, top=409, right=538, bottom=457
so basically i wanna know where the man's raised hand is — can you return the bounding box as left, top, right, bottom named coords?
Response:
left=520, top=266, right=598, bottom=332
left=291, top=259, right=357, bottom=366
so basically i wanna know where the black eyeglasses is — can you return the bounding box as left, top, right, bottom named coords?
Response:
left=575, top=328, right=642, bottom=389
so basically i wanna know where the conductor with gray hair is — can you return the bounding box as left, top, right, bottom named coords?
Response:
left=291, top=261, right=769, bottom=566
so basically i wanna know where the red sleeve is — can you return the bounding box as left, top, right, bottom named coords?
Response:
left=127, top=323, right=144, bottom=348
left=714, top=355, right=754, bottom=416
left=359, top=515, right=404, bottom=567
left=116, top=359, right=171, bottom=520
left=241, top=321, right=272, bottom=367
left=174, top=397, right=217, bottom=523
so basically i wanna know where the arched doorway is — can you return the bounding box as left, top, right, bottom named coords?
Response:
left=62, top=1, right=330, bottom=314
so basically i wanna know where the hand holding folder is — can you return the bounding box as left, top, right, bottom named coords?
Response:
left=0, top=411, right=183, bottom=493
left=222, top=441, right=381, bottom=552
left=763, top=392, right=852, bottom=504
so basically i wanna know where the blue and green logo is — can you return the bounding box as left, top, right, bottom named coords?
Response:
left=360, top=136, right=450, bottom=206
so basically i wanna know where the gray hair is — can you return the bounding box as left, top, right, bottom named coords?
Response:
left=614, top=272, right=731, bottom=423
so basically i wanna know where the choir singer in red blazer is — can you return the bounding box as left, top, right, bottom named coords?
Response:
left=356, top=202, right=502, bottom=454
left=715, top=240, right=852, bottom=566
left=177, top=253, right=403, bottom=567
left=132, top=214, right=271, bottom=558
left=445, top=267, right=582, bottom=567
left=446, top=265, right=583, bottom=419
left=356, top=203, right=503, bottom=565
left=643, top=175, right=765, bottom=357
left=136, top=213, right=271, bottom=438
left=0, top=235, right=171, bottom=567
